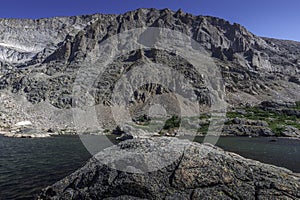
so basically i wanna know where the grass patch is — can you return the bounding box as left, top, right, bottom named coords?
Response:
left=197, top=123, right=210, bottom=134
left=130, top=121, right=164, bottom=132
left=199, top=113, right=211, bottom=120
left=133, top=114, right=151, bottom=126
left=268, top=123, right=285, bottom=136
left=162, top=115, right=181, bottom=130
left=226, top=106, right=300, bottom=136
left=157, top=116, right=182, bottom=135
left=243, top=107, right=275, bottom=120
left=295, top=101, right=300, bottom=110
left=226, top=112, right=243, bottom=119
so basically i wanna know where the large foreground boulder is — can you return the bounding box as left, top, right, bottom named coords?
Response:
left=38, top=137, right=300, bottom=200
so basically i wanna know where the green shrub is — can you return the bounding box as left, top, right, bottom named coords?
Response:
left=199, top=113, right=211, bottom=119
left=163, top=116, right=181, bottom=130
left=268, top=123, right=285, bottom=136
left=295, top=101, right=300, bottom=110
left=226, top=112, right=243, bottom=119
left=197, top=123, right=210, bottom=134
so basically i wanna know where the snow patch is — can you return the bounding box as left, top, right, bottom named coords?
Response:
left=15, top=121, right=32, bottom=127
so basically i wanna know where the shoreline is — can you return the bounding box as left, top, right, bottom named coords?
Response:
left=1, top=133, right=299, bottom=199
left=37, top=137, right=300, bottom=199
left=1, top=130, right=300, bottom=140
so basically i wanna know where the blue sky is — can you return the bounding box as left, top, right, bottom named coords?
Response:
left=1, top=0, right=300, bottom=41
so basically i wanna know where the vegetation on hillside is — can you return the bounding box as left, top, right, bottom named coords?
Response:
left=226, top=106, right=300, bottom=136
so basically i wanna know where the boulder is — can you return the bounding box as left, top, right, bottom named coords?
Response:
left=112, top=126, right=125, bottom=135
left=38, top=137, right=300, bottom=199
left=116, top=133, right=134, bottom=141
left=282, top=109, right=300, bottom=118
left=281, top=126, right=300, bottom=138
left=289, top=76, right=300, bottom=85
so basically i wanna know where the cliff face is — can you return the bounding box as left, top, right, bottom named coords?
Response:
left=38, top=137, right=300, bottom=199
left=0, top=15, right=101, bottom=64
left=0, top=8, right=299, bottom=131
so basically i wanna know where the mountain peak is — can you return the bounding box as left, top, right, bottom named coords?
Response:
left=0, top=8, right=299, bottom=130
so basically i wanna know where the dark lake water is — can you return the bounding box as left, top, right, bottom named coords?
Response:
left=0, top=135, right=92, bottom=200
left=0, top=135, right=299, bottom=200
left=193, top=136, right=300, bottom=173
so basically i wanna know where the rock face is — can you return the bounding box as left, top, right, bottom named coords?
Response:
left=0, top=15, right=100, bottom=64
left=0, top=8, right=300, bottom=132
left=260, top=101, right=300, bottom=118
left=223, top=118, right=275, bottom=137
left=38, top=137, right=300, bottom=199
left=281, top=125, right=300, bottom=138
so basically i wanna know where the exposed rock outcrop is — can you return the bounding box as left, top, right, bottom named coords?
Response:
left=38, top=137, right=300, bottom=199
left=0, top=15, right=101, bottom=64
left=0, top=8, right=299, bottom=132
left=223, top=118, right=275, bottom=137
left=281, top=125, right=300, bottom=138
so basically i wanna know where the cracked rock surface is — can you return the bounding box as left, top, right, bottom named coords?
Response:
left=38, top=137, right=300, bottom=200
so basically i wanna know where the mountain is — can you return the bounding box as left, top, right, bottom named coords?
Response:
left=0, top=8, right=299, bottom=134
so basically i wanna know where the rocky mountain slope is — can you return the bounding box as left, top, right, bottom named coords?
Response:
left=0, top=8, right=299, bottom=134
left=0, top=15, right=101, bottom=65
left=38, top=137, right=300, bottom=199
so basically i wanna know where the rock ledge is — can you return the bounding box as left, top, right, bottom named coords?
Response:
left=38, top=137, right=300, bottom=200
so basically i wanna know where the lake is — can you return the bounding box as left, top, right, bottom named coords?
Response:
left=0, top=135, right=299, bottom=199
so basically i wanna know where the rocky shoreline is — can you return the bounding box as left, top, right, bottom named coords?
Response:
left=38, top=137, right=300, bottom=199
left=0, top=118, right=300, bottom=141
left=2, top=99, right=299, bottom=139
left=0, top=131, right=54, bottom=138
left=0, top=119, right=78, bottom=138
